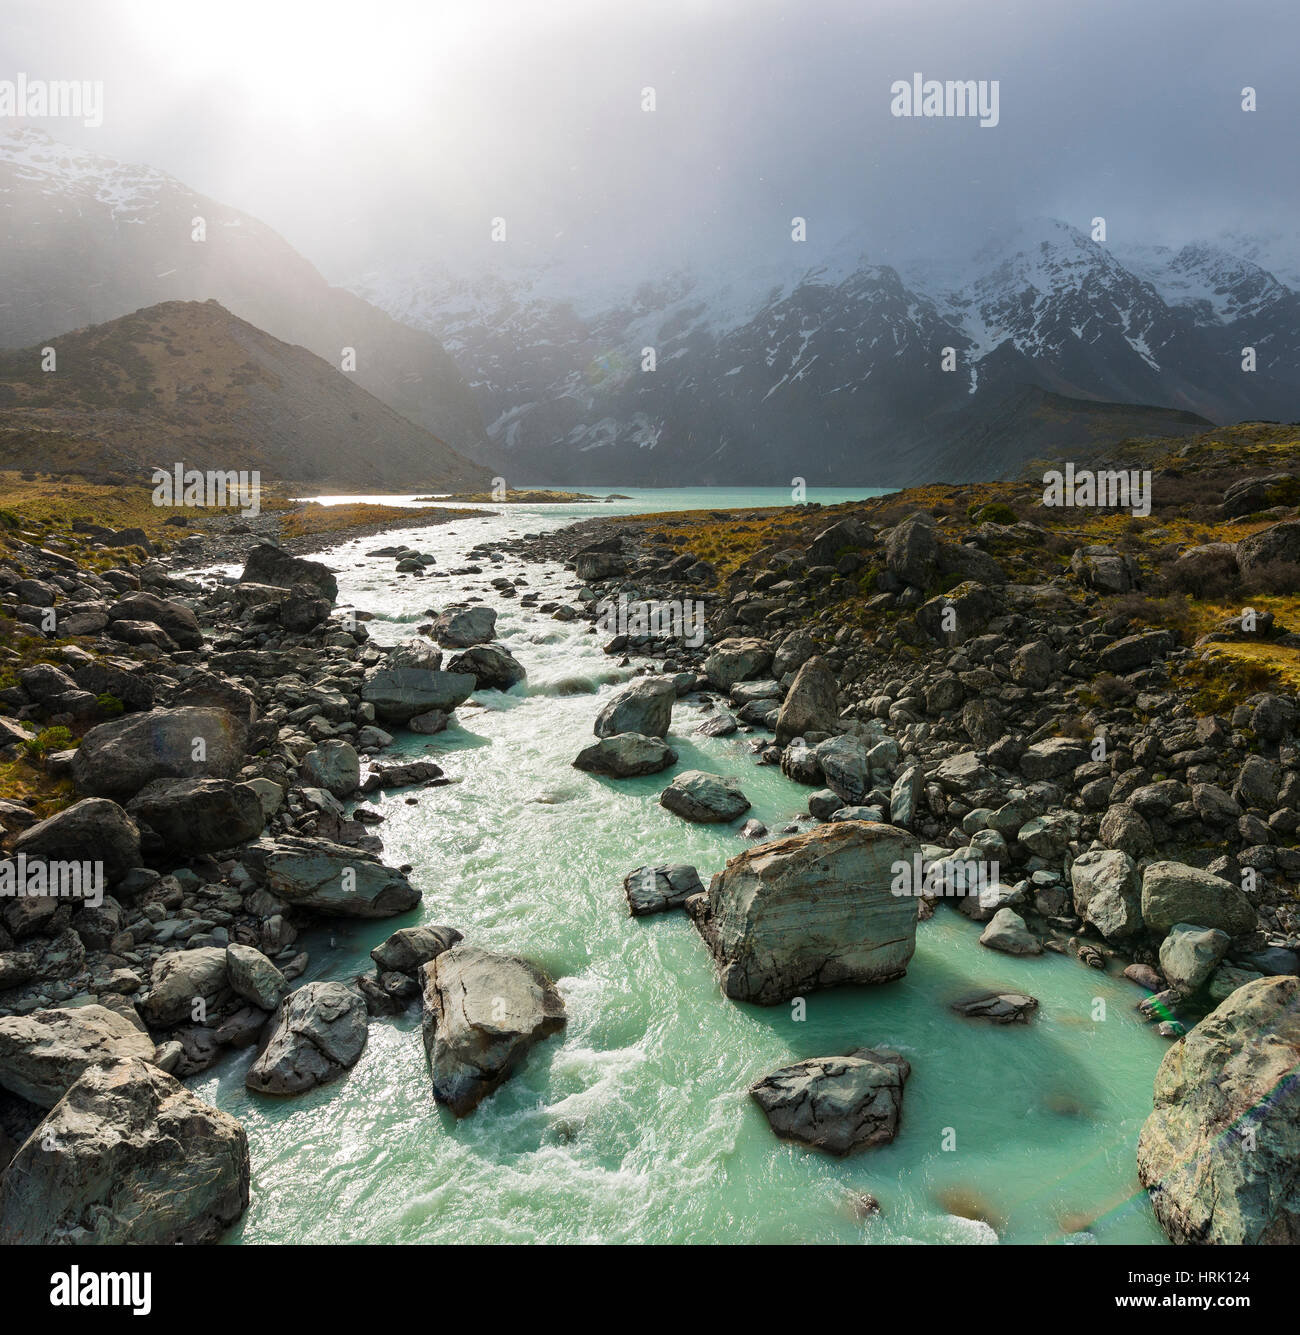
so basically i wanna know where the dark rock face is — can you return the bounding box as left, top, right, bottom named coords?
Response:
left=12, top=798, right=142, bottom=882
left=622, top=863, right=704, bottom=916
left=446, top=644, right=526, bottom=690
left=71, top=707, right=248, bottom=802
left=0, top=1058, right=249, bottom=1245
left=126, top=777, right=265, bottom=855
left=420, top=945, right=566, bottom=1116
left=660, top=770, right=750, bottom=823
left=240, top=543, right=339, bottom=600
left=749, top=1047, right=910, bottom=1155
left=370, top=925, right=463, bottom=976
left=574, top=733, right=677, bottom=777
left=593, top=677, right=676, bottom=739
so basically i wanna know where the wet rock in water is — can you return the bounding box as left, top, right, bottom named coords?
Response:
left=370, top=924, right=463, bottom=976
left=1140, top=861, right=1256, bottom=938
left=362, top=665, right=476, bottom=722
left=695, top=712, right=738, bottom=737
left=979, top=908, right=1042, bottom=956
left=71, top=706, right=248, bottom=802
left=741, top=818, right=768, bottom=839
left=361, top=759, right=445, bottom=791
left=126, top=777, right=265, bottom=855
left=574, top=733, right=677, bottom=777
left=433, top=605, right=497, bottom=648
left=0, top=1005, right=156, bottom=1108
left=1158, top=923, right=1231, bottom=994
left=245, top=981, right=368, bottom=1095
left=660, top=770, right=750, bottom=823
left=774, top=655, right=839, bottom=745
left=691, top=821, right=919, bottom=1004
left=750, top=1047, right=910, bottom=1155
left=240, top=835, right=421, bottom=917
left=420, top=944, right=566, bottom=1116
left=1124, top=962, right=1164, bottom=991
left=0, top=1057, right=248, bottom=1245
left=594, top=676, right=676, bottom=739
left=950, top=991, right=1039, bottom=1024
left=299, top=739, right=361, bottom=798
left=447, top=643, right=526, bottom=690
left=1138, top=976, right=1300, bottom=1244
left=623, top=863, right=704, bottom=916
left=12, top=797, right=142, bottom=882
left=226, top=943, right=288, bottom=1012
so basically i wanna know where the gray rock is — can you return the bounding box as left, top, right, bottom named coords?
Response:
left=574, top=733, right=677, bottom=777
left=446, top=644, right=526, bottom=690
left=950, top=991, right=1039, bottom=1023
left=749, top=1047, right=910, bottom=1155
left=299, top=740, right=361, bottom=798
left=1070, top=848, right=1143, bottom=940
left=774, top=656, right=838, bottom=745
left=1159, top=924, right=1232, bottom=994
left=622, top=863, right=704, bottom=916
left=361, top=667, right=476, bottom=722
left=1138, top=976, right=1300, bottom=1244
left=1141, top=861, right=1256, bottom=938
left=72, top=707, right=248, bottom=802
left=371, top=924, right=463, bottom=975
left=240, top=543, right=337, bottom=600
left=691, top=821, right=919, bottom=1004
left=702, top=638, right=772, bottom=690
left=138, top=948, right=232, bottom=1028
left=245, top=981, right=368, bottom=1095
left=593, top=677, right=676, bottom=739
left=979, top=908, right=1042, bottom=955
left=420, top=945, right=566, bottom=1116
left=0, top=1005, right=156, bottom=1108
left=240, top=835, right=421, bottom=917
left=126, top=777, right=264, bottom=855
left=433, top=606, right=497, bottom=648
left=0, top=1057, right=248, bottom=1244
left=660, top=770, right=750, bottom=823
left=226, top=943, right=288, bottom=1011
left=12, top=797, right=142, bottom=882
left=816, top=735, right=872, bottom=806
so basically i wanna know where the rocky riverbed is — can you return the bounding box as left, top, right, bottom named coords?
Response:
left=0, top=458, right=1298, bottom=1245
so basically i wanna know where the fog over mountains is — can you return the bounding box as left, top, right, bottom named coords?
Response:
left=2, top=127, right=1297, bottom=488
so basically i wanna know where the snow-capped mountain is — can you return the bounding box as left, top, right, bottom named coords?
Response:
left=355, top=218, right=1300, bottom=486
left=0, top=127, right=488, bottom=459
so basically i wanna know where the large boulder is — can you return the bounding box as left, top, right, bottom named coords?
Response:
left=1159, top=924, right=1231, bottom=994
left=774, top=656, right=838, bottom=745
left=1070, top=849, right=1142, bottom=940
left=240, top=835, right=421, bottom=917
left=1141, top=861, right=1256, bottom=938
left=660, top=770, right=750, bottom=823
left=299, top=739, right=361, bottom=798
left=138, top=948, right=233, bottom=1028
left=370, top=924, right=463, bottom=976
left=815, top=736, right=871, bottom=806
left=749, top=1047, right=909, bottom=1155
left=226, top=943, right=288, bottom=1011
left=0, top=1058, right=249, bottom=1244
left=885, top=515, right=939, bottom=588
left=1236, top=520, right=1300, bottom=582
left=12, top=798, right=142, bottom=882
left=361, top=667, right=476, bottom=723
left=245, top=982, right=368, bottom=1095
left=433, top=605, right=497, bottom=648
left=702, top=638, right=772, bottom=691
left=446, top=644, right=526, bottom=691
left=107, top=591, right=202, bottom=650
left=71, top=707, right=247, bottom=802
left=979, top=908, right=1042, bottom=955
left=1138, top=976, right=1300, bottom=1244
left=0, top=1005, right=156, bottom=1108
left=240, top=543, right=338, bottom=600
left=622, top=863, right=704, bottom=916
left=126, top=777, right=265, bottom=855
left=573, top=733, right=677, bottom=777
left=593, top=676, right=676, bottom=739
left=692, top=821, right=919, bottom=1004
left=420, top=945, right=566, bottom=1116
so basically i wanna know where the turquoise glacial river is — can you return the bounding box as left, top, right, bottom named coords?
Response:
left=192, top=489, right=1168, bottom=1244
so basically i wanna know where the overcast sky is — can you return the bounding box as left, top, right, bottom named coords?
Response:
left=3, top=0, right=1297, bottom=284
